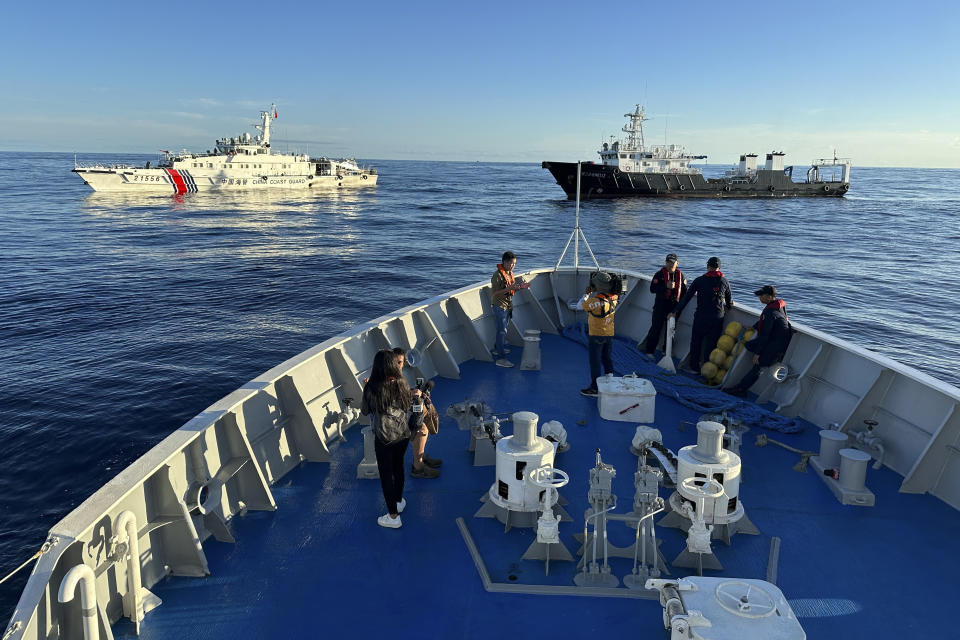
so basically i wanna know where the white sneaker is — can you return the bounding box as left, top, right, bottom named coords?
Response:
left=495, top=359, right=514, bottom=368
left=397, top=498, right=406, bottom=514
left=377, top=514, right=402, bottom=528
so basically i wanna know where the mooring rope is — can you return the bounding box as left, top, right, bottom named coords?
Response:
left=0, top=538, right=58, bottom=586
left=561, top=323, right=801, bottom=434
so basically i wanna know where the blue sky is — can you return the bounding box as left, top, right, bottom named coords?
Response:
left=2, top=0, right=958, bottom=167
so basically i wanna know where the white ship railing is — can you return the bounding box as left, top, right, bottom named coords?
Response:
left=73, top=164, right=136, bottom=171
left=5, top=267, right=959, bottom=639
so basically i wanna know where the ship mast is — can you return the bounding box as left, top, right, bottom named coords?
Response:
left=622, top=104, right=648, bottom=151
left=254, top=104, right=276, bottom=147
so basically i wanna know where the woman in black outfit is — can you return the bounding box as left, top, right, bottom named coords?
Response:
left=362, top=349, right=424, bottom=528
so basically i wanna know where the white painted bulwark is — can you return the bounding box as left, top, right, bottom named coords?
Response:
left=5, top=267, right=960, bottom=639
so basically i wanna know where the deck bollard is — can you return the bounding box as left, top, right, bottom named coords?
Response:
left=818, top=430, right=848, bottom=469
left=520, top=329, right=541, bottom=370
left=58, top=564, right=99, bottom=640
left=357, top=426, right=379, bottom=479
left=838, top=448, right=871, bottom=493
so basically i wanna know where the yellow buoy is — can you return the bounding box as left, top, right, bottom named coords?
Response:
left=724, top=321, right=742, bottom=337
left=701, top=362, right=718, bottom=379
left=717, top=335, right=735, bottom=353
left=743, top=329, right=755, bottom=341
left=709, top=348, right=726, bottom=365
left=715, top=368, right=728, bottom=382
left=724, top=355, right=734, bottom=369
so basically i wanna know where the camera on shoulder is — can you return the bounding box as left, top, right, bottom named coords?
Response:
left=608, top=272, right=626, bottom=295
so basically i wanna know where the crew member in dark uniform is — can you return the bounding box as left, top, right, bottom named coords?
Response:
left=640, top=252, right=687, bottom=355
left=669, top=256, right=732, bottom=373
left=727, top=285, right=792, bottom=396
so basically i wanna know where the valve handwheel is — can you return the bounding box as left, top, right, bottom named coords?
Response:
left=529, top=466, right=569, bottom=490
left=714, top=581, right=776, bottom=618
left=681, top=477, right=724, bottom=500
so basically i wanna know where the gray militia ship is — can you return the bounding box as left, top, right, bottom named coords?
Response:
left=542, top=105, right=851, bottom=199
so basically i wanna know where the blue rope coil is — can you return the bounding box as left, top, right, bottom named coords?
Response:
left=561, top=323, right=801, bottom=434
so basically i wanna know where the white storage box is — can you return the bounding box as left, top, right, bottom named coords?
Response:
left=597, top=376, right=656, bottom=423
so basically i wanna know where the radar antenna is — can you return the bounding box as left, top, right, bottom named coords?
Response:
left=622, top=104, right=649, bottom=151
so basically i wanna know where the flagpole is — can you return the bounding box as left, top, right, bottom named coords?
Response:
left=574, top=162, right=580, bottom=269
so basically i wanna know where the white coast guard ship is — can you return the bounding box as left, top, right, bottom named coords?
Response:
left=72, top=106, right=378, bottom=193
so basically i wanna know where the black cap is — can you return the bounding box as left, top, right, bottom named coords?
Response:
left=707, top=256, right=721, bottom=268
left=754, top=285, right=777, bottom=297
left=665, top=253, right=678, bottom=263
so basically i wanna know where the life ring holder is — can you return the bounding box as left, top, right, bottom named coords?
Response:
left=613, top=168, right=621, bottom=177
left=679, top=184, right=686, bottom=191
left=823, top=185, right=830, bottom=192
left=723, top=185, right=731, bottom=192
left=361, top=174, right=368, bottom=180
left=768, top=185, right=776, bottom=192
left=336, top=174, right=343, bottom=181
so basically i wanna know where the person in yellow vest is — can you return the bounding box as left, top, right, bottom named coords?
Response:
left=579, top=271, right=619, bottom=396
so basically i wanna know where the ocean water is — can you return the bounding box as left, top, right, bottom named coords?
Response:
left=1, top=152, right=958, bottom=618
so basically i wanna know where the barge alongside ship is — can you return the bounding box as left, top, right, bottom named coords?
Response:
left=543, top=105, right=850, bottom=199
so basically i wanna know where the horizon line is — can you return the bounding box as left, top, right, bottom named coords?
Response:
left=1, top=149, right=958, bottom=171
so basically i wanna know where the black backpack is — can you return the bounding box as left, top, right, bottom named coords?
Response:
left=373, top=406, right=411, bottom=444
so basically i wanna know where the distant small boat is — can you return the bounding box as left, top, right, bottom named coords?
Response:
left=72, top=106, right=377, bottom=193
left=543, top=105, right=850, bottom=199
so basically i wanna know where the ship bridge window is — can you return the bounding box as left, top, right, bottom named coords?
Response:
left=619, top=153, right=627, bottom=159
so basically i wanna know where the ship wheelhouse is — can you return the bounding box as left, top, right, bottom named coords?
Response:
left=598, top=105, right=706, bottom=175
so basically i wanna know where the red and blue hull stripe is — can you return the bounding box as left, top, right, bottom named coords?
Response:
left=165, top=169, right=199, bottom=194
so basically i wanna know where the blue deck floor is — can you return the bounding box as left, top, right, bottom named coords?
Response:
left=116, top=334, right=960, bottom=639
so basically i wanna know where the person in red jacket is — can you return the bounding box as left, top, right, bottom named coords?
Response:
left=727, top=286, right=793, bottom=396
left=669, top=256, right=733, bottom=373
left=640, top=253, right=687, bottom=355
